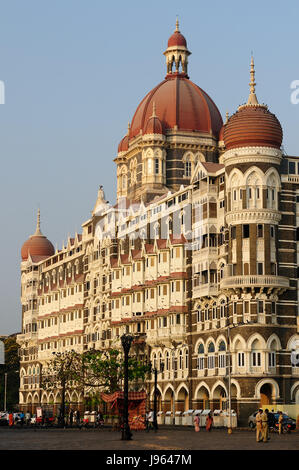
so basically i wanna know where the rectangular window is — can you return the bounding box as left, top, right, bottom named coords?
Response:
left=243, top=224, right=250, bottom=238
left=257, top=224, right=263, bottom=237
left=252, top=352, right=261, bottom=367
left=257, top=262, right=264, bottom=275
left=155, top=159, right=159, bottom=174
left=219, top=353, right=226, bottom=369
left=238, top=352, right=245, bottom=367
left=268, top=352, right=276, bottom=368
left=198, top=356, right=205, bottom=370
left=207, top=356, right=215, bottom=369
left=289, top=161, right=296, bottom=174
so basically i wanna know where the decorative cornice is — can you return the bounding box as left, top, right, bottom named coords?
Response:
left=220, top=146, right=282, bottom=166
left=226, top=209, right=281, bottom=225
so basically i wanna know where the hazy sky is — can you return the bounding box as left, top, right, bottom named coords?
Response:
left=1, top=0, right=299, bottom=334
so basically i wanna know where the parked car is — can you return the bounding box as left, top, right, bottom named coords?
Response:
left=273, top=413, right=296, bottom=432
left=0, top=412, right=8, bottom=426
left=248, top=410, right=296, bottom=432
left=248, top=411, right=259, bottom=428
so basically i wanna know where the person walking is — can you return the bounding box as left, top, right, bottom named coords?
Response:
left=69, top=409, right=73, bottom=428
left=8, top=412, right=13, bottom=427
left=205, top=412, right=213, bottom=432
left=76, top=409, right=81, bottom=428
left=194, top=413, right=200, bottom=432
left=146, top=409, right=154, bottom=432
left=264, top=409, right=271, bottom=440
left=20, top=411, right=25, bottom=426
left=25, top=410, right=31, bottom=426
left=261, top=409, right=269, bottom=443
left=255, top=409, right=263, bottom=442
left=278, top=411, right=283, bottom=434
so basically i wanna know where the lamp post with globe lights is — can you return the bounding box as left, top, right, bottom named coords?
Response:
left=121, top=334, right=134, bottom=441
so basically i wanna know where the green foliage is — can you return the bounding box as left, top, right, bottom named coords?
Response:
left=82, top=348, right=150, bottom=393
left=0, top=336, right=20, bottom=411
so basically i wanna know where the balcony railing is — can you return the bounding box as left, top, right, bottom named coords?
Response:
left=220, top=275, right=289, bottom=290
left=193, top=283, right=218, bottom=298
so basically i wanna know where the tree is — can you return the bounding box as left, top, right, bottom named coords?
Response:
left=0, top=335, right=20, bottom=411
left=40, top=348, right=150, bottom=422
left=80, top=348, right=150, bottom=393
left=41, top=351, right=79, bottom=426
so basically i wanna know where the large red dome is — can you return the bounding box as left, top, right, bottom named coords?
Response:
left=21, top=234, right=55, bottom=261
left=129, top=76, right=223, bottom=139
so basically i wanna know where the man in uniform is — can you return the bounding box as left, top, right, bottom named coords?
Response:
left=278, top=411, right=283, bottom=434
left=256, top=409, right=263, bottom=442
left=261, top=408, right=268, bottom=442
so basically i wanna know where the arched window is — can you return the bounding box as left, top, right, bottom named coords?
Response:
left=179, top=350, right=183, bottom=369
left=197, top=344, right=205, bottom=370
left=185, top=348, right=188, bottom=369
left=184, top=159, right=192, bottom=177
left=207, top=342, right=215, bottom=369
left=165, top=351, right=170, bottom=370
left=212, top=302, right=217, bottom=320
left=220, top=299, right=226, bottom=318
left=218, top=341, right=226, bottom=368
left=251, top=339, right=262, bottom=368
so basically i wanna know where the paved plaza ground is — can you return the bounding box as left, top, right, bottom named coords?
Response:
left=0, top=426, right=298, bottom=451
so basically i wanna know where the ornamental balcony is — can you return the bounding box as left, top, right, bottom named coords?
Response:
left=220, top=274, right=289, bottom=293
left=193, top=283, right=218, bottom=299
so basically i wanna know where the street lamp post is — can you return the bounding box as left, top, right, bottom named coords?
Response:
left=227, top=326, right=232, bottom=434
left=226, top=320, right=252, bottom=434
left=153, top=361, right=164, bottom=430
left=121, top=334, right=133, bottom=441
left=4, top=372, right=7, bottom=411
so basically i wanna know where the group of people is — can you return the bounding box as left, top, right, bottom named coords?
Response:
left=194, top=412, right=213, bottom=432
left=255, top=409, right=284, bottom=442
left=8, top=411, right=31, bottom=427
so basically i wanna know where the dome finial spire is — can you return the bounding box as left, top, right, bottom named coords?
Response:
left=175, top=16, right=180, bottom=32
left=152, top=101, right=157, bottom=118
left=247, top=54, right=259, bottom=105
left=34, top=208, right=42, bottom=236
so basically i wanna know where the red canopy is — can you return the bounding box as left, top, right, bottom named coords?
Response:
left=101, top=391, right=147, bottom=430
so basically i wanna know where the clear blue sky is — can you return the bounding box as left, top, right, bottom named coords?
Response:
left=1, top=0, right=299, bottom=334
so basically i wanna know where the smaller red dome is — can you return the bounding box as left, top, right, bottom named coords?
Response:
left=21, top=234, right=55, bottom=261
left=223, top=105, right=282, bottom=151
left=118, top=134, right=129, bottom=153
left=144, top=114, right=163, bottom=135
left=168, top=31, right=187, bottom=48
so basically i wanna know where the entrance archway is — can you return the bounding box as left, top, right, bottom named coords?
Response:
left=163, top=387, right=175, bottom=413
left=176, top=385, right=189, bottom=412
left=196, top=386, right=210, bottom=410
left=260, top=383, right=272, bottom=406
left=212, top=384, right=227, bottom=411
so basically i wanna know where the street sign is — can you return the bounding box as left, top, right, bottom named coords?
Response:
left=0, top=341, right=4, bottom=364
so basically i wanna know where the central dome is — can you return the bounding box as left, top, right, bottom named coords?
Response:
left=119, top=22, right=223, bottom=147
left=129, top=76, right=223, bottom=139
